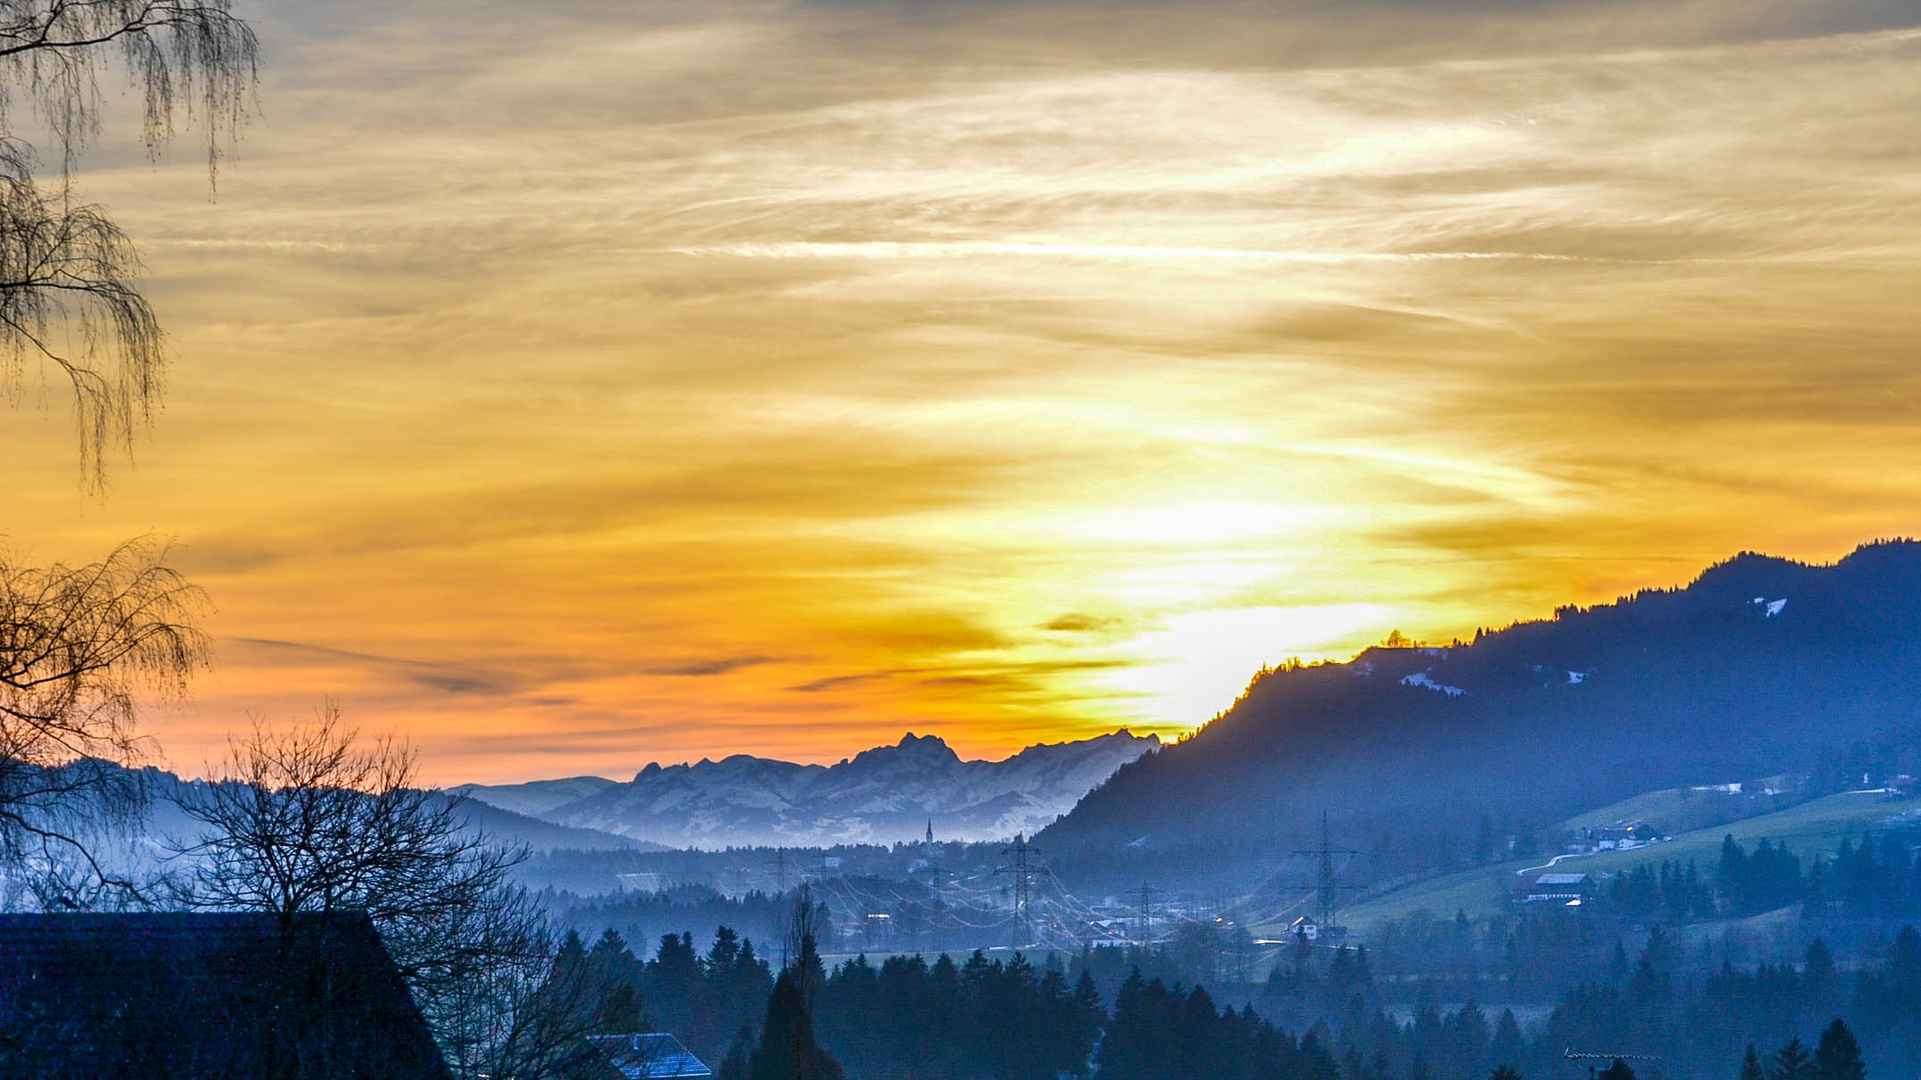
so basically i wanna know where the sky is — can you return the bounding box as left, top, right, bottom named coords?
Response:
left=5, top=0, right=1921, bottom=783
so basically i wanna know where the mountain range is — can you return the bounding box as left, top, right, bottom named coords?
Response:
left=455, top=729, right=1160, bottom=849
left=126, top=768, right=653, bottom=855
left=1036, top=540, right=1921, bottom=892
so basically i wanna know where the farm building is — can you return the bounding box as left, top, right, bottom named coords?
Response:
left=1515, top=872, right=1591, bottom=906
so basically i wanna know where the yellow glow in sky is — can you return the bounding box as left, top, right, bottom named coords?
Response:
left=7, top=0, right=1921, bottom=782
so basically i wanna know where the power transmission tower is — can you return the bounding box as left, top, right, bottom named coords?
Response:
left=997, top=835, right=1039, bottom=948
left=764, top=846, right=788, bottom=892
left=1135, top=882, right=1161, bottom=946
left=1290, top=810, right=1366, bottom=927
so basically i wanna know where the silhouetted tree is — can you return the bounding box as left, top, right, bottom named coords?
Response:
left=1814, top=1020, right=1865, bottom=1080
left=1490, top=1009, right=1526, bottom=1073
left=0, top=537, right=207, bottom=906
left=751, top=969, right=843, bottom=1080
left=169, top=706, right=547, bottom=1073
left=1770, top=1037, right=1814, bottom=1080
left=0, top=0, right=256, bottom=485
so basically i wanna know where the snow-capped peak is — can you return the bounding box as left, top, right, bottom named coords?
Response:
left=462, top=729, right=1160, bottom=849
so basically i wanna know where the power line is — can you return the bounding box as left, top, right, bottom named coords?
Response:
left=996, top=835, right=1039, bottom=949
left=1289, top=810, right=1367, bottom=926
left=1135, top=882, right=1161, bottom=945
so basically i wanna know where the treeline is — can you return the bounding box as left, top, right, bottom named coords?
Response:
left=1362, top=905, right=1612, bottom=998
left=1610, top=832, right=1921, bottom=920
left=1102, top=974, right=1342, bottom=1080
left=550, top=925, right=774, bottom=1063
left=550, top=923, right=1907, bottom=1080
left=1257, top=927, right=1921, bottom=1080
left=807, top=948, right=1347, bottom=1080
left=552, top=886, right=829, bottom=966
left=554, top=929, right=1345, bottom=1080
left=813, top=952, right=1102, bottom=1080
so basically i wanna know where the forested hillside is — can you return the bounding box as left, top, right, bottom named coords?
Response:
left=1042, top=541, right=1921, bottom=891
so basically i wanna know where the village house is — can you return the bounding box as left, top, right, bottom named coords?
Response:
left=1570, top=820, right=1660, bottom=853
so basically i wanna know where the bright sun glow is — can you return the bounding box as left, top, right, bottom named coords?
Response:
left=6, top=2, right=1919, bottom=780
left=1110, top=604, right=1392, bottom=728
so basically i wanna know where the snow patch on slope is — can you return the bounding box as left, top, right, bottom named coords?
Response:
left=1401, top=670, right=1467, bottom=697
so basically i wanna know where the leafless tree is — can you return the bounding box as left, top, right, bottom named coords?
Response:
left=783, top=881, right=830, bottom=1008
left=0, top=0, right=257, bottom=489
left=173, top=703, right=523, bottom=938
left=171, top=707, right=609, bottom=1077
left=0, top=536, right=208, bottom=906
left=430, top=886, right=609, bottom=1080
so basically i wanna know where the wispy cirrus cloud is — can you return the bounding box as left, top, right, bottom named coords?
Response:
left=6, top=0, right=1920, bottom=782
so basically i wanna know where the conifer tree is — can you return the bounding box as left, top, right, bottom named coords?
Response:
left=1490, top=1009, right=1526, bottom=1073
left=1770, top=1036, right=1814, bottom=1080
left=1740, top=1044, right=1766, bottom=1080
left=749, top=969, right=843, bottom=1080
left=1813, top=1020, right=1865, bottom=1080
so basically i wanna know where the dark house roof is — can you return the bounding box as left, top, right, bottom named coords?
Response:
left=0, top=912, right=450, bottom=1080
left=587, top=1033, right=714, bottom=1080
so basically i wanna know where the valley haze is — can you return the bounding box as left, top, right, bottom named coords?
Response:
left=5, top=0, right=1921, bottom=1076
left=455, top=729, right=1158, bottom=849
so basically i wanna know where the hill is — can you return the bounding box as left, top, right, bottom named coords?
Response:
left=1291, top=787, right=1921, bottom=934
left=1039, top=540, right=1921, bottom=893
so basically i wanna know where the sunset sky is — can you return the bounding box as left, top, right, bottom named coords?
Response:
left=6, top=0, right=1921, bottom=783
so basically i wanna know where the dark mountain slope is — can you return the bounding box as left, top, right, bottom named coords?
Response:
left=1038, top=540, right=1921, bottom=892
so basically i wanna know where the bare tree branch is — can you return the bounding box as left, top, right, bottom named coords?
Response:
left=0, top=535, right=208, bottom=907
left=168, top=707, right=607, bottom=1077
left=0, top=0, right=256, bottom=490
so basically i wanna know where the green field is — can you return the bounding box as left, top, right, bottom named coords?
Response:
left=1255, top=789, right=1921, bottom=936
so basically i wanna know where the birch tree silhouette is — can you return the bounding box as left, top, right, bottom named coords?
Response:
left=0, top=536, right=209, bottom=905
left=0, top=0, right=256, bottom=488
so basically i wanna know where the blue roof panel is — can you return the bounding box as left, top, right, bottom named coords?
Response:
left=589, top=1032, right=715, bottom=1079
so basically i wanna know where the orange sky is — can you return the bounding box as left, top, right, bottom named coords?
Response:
left=7, top=0, right=1921, bottom=783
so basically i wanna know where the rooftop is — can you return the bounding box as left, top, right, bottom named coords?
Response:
left=588, top=1033, right=715, bottom=1080
left=0, top=912, right=449, bottom=1079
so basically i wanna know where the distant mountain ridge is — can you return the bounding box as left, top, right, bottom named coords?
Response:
left=456, top=729, right=1160, bottom=849
left=125, top=768, right=653, bottom=854
left=1038, top=540, right=1921, bottom=891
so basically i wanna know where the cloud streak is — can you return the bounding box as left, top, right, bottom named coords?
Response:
left=6, top=0, right=1920, bottom=782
